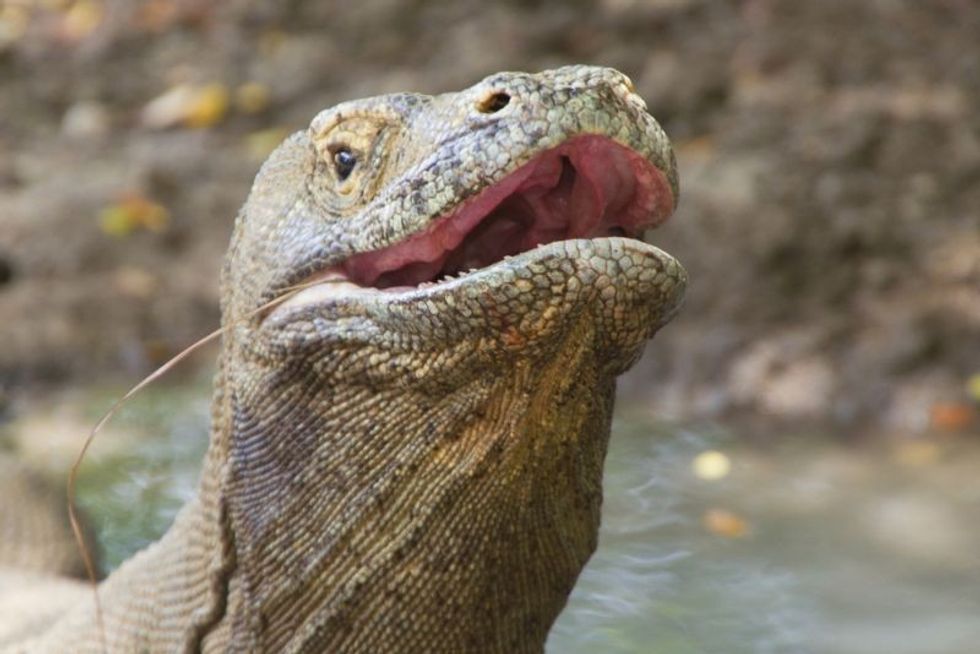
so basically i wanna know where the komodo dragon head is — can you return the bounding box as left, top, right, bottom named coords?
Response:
left=6, top=66, right=684, bottom=654
left=215, top=66, right=685, bottom=652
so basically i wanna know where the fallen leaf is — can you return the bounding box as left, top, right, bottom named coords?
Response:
left=967, top=373, right=980, bottom=403
left=702, top=508, right=749, bottom=538
left=692, top=449, right=731, bottom=481
left=141, top=82, right=229, bottom=130
left=113, top=266, right=158, bottom=299
left=893, top=440, right=941, bottom=467
left=930, top=402, right=975, bottom=432
left=183, top=83, right=229, bottom=128
left=61, top=0, right=104, bottom=42
left=141, top=84, right=197, bottom=129
left=0, top=6, right=30, bottom=50
left=98, top=194, right=170, bottom=237
left=62, top=100, right=110, bottom=139
left=134, top=0, right=179, bottom=32
left=235, top=81, right=271, bottom=114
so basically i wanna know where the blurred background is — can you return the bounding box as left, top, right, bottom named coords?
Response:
left=0, top=1, right=977, bottom=653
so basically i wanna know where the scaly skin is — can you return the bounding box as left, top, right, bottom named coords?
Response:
left=1, top=66, right=685, bottom=653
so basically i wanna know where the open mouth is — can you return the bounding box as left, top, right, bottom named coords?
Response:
left=268, top=133, right=677, bottom=322
left=338, top=135, right=675, bottom=290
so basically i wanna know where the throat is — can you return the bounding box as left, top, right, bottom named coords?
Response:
left=220, top=327, right=614, bottom=652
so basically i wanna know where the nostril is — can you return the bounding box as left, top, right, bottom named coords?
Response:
left=0, top=252, right=13, bottom=287
left=477, top=92, right=511, bottom=114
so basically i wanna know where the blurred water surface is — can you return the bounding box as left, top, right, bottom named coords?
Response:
left=59, top=381, right=980, bottom=654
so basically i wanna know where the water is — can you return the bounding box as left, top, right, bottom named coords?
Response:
left=71, top=380, right=211, bottom=570
left=550, top=422, right=816, bottom=654
left=58, top=383, right=980, bottom=653
left=551, top=417, right=980, bottom=654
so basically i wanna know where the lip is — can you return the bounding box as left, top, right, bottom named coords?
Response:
left=262, top=237, right=685, bottom=340
left=263, top=134, right=676, bottom=323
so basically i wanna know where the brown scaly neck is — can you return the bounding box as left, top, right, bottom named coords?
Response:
left=208, top=310, right=616, bottom=653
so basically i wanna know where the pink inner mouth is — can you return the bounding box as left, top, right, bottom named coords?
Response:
left=342, top=135, right=675, bottom=289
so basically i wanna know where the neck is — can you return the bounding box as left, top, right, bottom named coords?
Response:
left=216, top=315, right=614, bottom=653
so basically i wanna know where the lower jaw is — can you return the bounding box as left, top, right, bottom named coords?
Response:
left=263, top=236, right=676, bottom=328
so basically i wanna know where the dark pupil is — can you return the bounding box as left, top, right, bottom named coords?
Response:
left=484, top=92, right=510, bottom=112
left=333, top=148, right=357, bottom=180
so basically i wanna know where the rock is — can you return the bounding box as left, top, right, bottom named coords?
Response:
left=61, top=101, right=110, bottom=140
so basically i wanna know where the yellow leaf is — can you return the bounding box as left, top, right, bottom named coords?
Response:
left=967, top=373, right=980, bottom=402
left=0, top=6, right=30, bottom=48
left=62, top=0, right=104, bottom=42
left=692, top=450, right=731, bottom=481
left=183, top=83, right=229, bottom=129
left=99, top=205, right=136, bottom=237
left=235, top=82, right=271, bottom=115
left=98, top=195, right=170, bottom=237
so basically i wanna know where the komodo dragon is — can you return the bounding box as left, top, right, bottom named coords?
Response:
left=0, top=65, right=685, bottom=653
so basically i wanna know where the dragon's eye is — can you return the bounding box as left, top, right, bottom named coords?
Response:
left=333, top=148, right=357, bottom=180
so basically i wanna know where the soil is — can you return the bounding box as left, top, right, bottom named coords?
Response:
left=1, top=0, right=977, bottom=435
